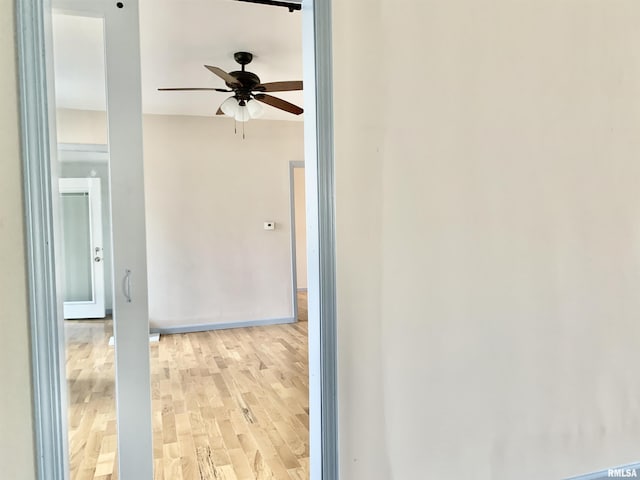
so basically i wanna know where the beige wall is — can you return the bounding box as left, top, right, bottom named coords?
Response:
left=57, top=109, right=304, bottom=328
left=57, top=108, right=107, bottom=144
left=333, top=1, right=391, bottom=478
left=293, top=166, right=307, bottom=289
left=143, top=115, right=303, bottom=328
left=0, top=0, right=37, bottom=477
left=335, top=1, right=640, bottom=479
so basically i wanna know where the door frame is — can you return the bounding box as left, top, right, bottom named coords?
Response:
left=289, top=160, right=304, bottom=322
left=21, top=2, right=155, bottom=479
left=16, top=0, right=338, bottom=479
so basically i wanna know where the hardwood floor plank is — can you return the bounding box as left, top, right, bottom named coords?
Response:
left=180, top=454, right=199, bottom=480
left=65, top=313, right=309, bottom=480
left=227, top=448, right=254, bottom=480
left=153, top=459, right=165, bottom=480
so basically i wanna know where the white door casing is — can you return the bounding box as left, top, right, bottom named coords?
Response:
left=59, top=177, right=105, bottom=319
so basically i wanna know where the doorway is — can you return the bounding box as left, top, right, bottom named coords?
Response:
left=59, top=177, right=105, bottom=319
left=290, top=161, right=307, bottom=323
left=17, top=1, right=337, bottom=480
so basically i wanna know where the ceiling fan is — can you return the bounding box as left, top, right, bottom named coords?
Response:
left=158, top=51, right=303, bottom=122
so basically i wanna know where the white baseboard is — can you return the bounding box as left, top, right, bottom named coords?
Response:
left=150, top=316, right=296, bottom=335
left=109, top=332, right=159, bottom=346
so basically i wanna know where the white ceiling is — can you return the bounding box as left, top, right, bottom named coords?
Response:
left=52, top=0, right=304, bottom=121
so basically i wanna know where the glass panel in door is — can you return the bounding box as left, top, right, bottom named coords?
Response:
left=62, top=192, right=92, bottom=302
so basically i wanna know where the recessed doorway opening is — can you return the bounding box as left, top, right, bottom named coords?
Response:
left=17, top=0, right=336, bottom=479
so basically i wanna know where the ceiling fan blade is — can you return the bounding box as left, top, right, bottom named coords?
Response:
left=204, top=65, right=241, bottom=87
left=254, top=81, right=303, bottom=92
left=158, top=87, right=231, bottom=92
left=254, top=94, right=303, bottom=115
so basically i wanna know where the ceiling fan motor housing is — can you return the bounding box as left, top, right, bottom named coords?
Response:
left=227, top=52, right=262, bottom=100
left=227, top=71, right=261, bottom=100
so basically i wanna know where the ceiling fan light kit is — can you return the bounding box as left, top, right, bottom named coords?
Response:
left=158, top=51, right=303, bottom=132
left=246, top=99, right=264, bottom=118
left=221, top=97, right=264, bottom=123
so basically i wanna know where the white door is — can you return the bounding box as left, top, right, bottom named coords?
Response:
left=52, top=2, right=154, bottom=479
left=59, top=178, right=105, bottom=319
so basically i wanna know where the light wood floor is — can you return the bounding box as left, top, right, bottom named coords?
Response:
left=65, top=296, right=309, bottom=480
left=296, top=291, right=307, bottom=322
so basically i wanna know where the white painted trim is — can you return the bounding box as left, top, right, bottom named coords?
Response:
left=16, top=0, right=69, bottom=479
left=289, top=160, right=305, bottom=321
left=567, top=463, right=640, bottom=480
left=58, top=143, right=109, bottom=163
left=150, top=317, right=296, bottom=335
left=59, top=142, right=108, bottom=152
left=303, top=0, right=338, bottom=479
left=108, top=333, right=159, bottom=346
left=289, top=162, right=298, bottom=321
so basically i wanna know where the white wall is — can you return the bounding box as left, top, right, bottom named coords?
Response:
left=293, top=166, right=307, bottom=289
left=0, top=0, right=37, bottom=476
left=57, top=109, right=304, bottom=329
left=335, top=1, right=640, bottom=479
left=143, top=114, right=303, bottom=328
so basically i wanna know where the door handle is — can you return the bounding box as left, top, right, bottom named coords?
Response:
left=122, top=269, right=132, bottom=303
